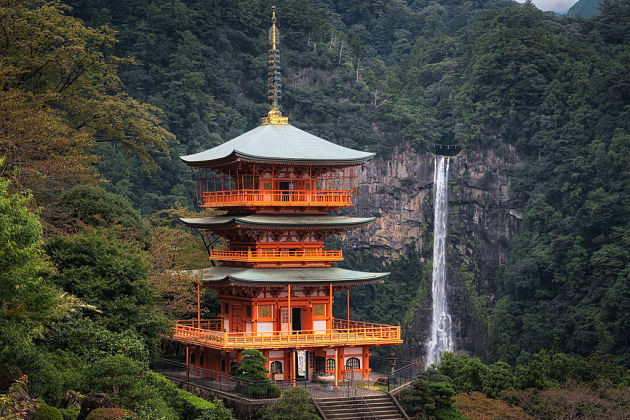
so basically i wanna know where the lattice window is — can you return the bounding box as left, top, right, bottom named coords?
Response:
left=326, top=358, right=335, bottom=371
left=346, top=357, right=360, bottom=370
left=281, top=308, right=289, bottom=324
left=259, top=305, right=272, bottom=318
left=313, top=303, right=325, bottom=317
left=270, top=361, right=283, bottom=374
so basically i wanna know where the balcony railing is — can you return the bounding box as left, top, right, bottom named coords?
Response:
left=169, top=318, right=402, bottom=350
left=209, top=249, right=343, bottom=263
left=199, top=189, right=355, bottom=208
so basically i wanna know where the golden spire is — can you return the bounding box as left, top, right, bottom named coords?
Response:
left=262, top=6, right=288, bottom=125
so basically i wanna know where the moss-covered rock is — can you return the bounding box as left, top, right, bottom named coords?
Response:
left=36, top=402, right=63, bottom=420
left=84, top=408, right=136, bottom=420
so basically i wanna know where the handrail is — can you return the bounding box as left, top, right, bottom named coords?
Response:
left=209, top=249, right=343, bottom=262
left=359, top=396, right=378, bottom=419
left=199, top=189, right=356, bottom=207
left=332, top=318, right=397, bottom=330
left=171, top=319, right=402, bottom=349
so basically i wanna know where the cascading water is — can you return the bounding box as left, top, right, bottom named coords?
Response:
left=426, top=155, right=453, bottom=368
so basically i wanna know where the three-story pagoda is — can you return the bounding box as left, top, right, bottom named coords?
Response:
left=170, top=7, right=402, bottom=385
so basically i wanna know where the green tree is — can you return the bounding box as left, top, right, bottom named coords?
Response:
left=0, top=174, right=68, bottom=368
left=230, top=349, right=269, bottom=381
left=44, top=228, right=168, bottom=354
left=258, top=387, right=320, bottom=420
left=0, top=0, right=173, bottom=178
left=399, top=367, right=466, bottom=420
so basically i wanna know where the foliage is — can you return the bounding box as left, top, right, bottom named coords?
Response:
left=36, top=402, right=64, bottom=420
left=0, top=91, right=97, bottom=205
left=399, top=367, right=468, bottom=420
left=173, top=389, right=233, bottom=420
left=257, top=387, right=320, bottom=420
left=44, top=228, right=168, bottom=354
left=228, top=350, right=280, bottom=399
left=0, top=0, right=172, bottom=179
left=0, top=175, right=69, bottom=370
left=84, top=407, right=136, bottom=420
left=452, top=392, right=531, bottom=420
left=229, top=350, right=269, bottom=381
left=59, top=408, right=79, bottom=420
left=53, top=186, right=149, bottom=238
left=439, top=353, right=516, bottom=398
left=147, top=206, right=219, bottom=319
left=437, top=352, right=630, bottom=418
left=504, top=382, right=630, bottom=419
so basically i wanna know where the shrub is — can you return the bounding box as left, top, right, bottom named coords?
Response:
left=59, top=408, right=79, bottom=420
left=84, top=407, right=136, bottom=420
left=258, top=387, right=319, bottom=420
left=36, top=402, right=63, bottom=420
left=173, top=389, right=233, bottom=419
left=399, top=367, right=466, bottom=419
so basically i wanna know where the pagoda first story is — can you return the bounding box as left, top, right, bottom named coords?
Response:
left=171, top=271, right=401, bottom=385
left=169, top=216, right=402, bottom=385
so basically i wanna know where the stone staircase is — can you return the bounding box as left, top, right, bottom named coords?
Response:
left=314, top=395, right=408, bottom=419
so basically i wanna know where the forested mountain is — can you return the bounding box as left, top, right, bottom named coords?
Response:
left=567, top=0, right=603, bottom=16
left=2, top=0, right=630, bottom=418
left=63, top=0, right=630, bottom=366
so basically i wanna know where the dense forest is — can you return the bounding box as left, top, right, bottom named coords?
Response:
left=1, top=0, right=630, bottom=418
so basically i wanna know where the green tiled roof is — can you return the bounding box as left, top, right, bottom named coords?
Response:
left=180, top=124, right=374, bottom=166
left=199, top=267, right=389, bottom=286
left=180, top=215, right=375, bottom=229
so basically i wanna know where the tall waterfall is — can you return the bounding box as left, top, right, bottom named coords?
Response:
left=426, top=155, right=453, bottom=368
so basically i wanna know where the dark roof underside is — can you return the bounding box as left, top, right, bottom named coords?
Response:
left=180, top=215, right=375, bottom=230
left=198, top=266, right=388, bottom=287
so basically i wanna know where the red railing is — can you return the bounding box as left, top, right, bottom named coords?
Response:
left=209, top=249, right=343, bottom=262
left=199, top=189, right=355, bottom=208
left=170, top=318, right=402, bottom=350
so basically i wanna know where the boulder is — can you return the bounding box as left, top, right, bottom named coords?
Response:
left=60, top=390, right=84, bottom=410
left=77, top=393, right=113, bottom=420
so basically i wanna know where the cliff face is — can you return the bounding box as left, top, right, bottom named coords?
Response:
left=344, top=144, right=523, bottom=365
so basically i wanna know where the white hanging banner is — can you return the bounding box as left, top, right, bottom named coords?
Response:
left=297, top=350, right=306, bottom=377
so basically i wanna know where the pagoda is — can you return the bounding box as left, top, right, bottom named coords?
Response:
left=169, top=7, right=402, bottom=385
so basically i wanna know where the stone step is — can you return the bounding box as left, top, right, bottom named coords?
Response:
left=314, top=395, right=406, bottom=420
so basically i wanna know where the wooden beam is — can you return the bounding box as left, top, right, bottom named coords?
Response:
left=334, top=347, right=338, bottom=387
left=346, top=288, right=350, bottom=327
left=197, top=283, right=201, bottom=327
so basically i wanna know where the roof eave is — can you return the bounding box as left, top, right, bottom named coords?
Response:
left=180, top=151, right=374, bottom=168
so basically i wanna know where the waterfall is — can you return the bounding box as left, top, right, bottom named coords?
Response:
left=426, top=155, right=453, bottom=368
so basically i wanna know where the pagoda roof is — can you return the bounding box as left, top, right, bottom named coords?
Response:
left=199, top=266, right=388, bottom=287
left=180, top=124, right=374, bottom=167
left=180, top=215, right=375, bottom=230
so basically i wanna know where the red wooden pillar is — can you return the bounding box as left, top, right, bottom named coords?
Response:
left=346, top=288, right=350, bottom=326
left=185, top=346, right=190, bottom=382
left=197, top=283, right=201, bottom=327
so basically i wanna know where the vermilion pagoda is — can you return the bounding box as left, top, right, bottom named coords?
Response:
left=169, top=7, right=402, bottom=385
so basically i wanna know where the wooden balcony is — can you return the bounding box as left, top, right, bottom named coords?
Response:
left=209, top=249, right=343, bottom=264
left=170, top=318, right=402, bottom=350
left=199, top=189, right=355, bottom=209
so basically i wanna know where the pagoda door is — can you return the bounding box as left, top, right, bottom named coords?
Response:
left=231, top=306, right=242, bottom=332
left=280, top=308, right=289, bottom=334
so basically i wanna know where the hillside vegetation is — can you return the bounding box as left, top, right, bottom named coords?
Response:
left=1, top=0, right=630, bottom=419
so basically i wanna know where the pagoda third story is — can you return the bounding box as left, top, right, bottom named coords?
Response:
left=169, top=7, right=402, bottom=385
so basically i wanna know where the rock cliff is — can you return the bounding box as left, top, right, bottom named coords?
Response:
left=343, top=144, right=523, bottom=365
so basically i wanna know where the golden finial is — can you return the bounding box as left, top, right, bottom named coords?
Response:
left=262, top=5, right=288, bottom=125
